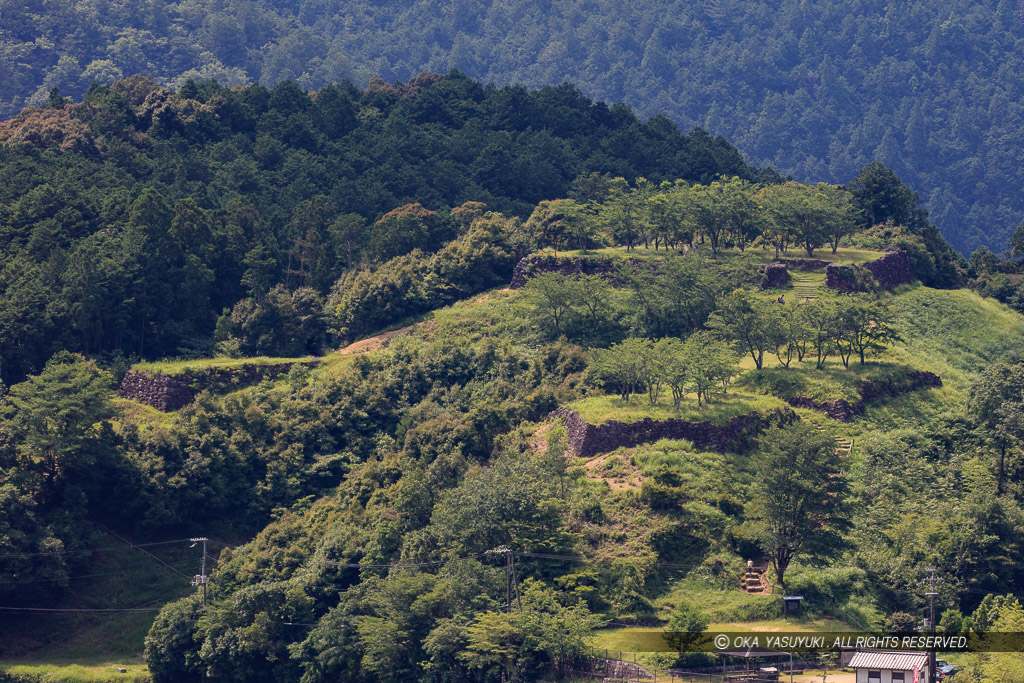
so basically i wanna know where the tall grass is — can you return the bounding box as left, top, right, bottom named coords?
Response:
left=888, top=287, right=1024, bottom=391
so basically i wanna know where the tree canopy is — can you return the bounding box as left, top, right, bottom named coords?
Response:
left=0, top=73, right=768, bottom=383
left=1, top=0, right=1018, bottom=254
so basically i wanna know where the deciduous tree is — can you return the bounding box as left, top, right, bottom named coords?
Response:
left=748, top=423, right=848, bottom=591
left=967, top=362, right=1024, bottom=494
left=836, top=296, right=899, bottom=365
left=6, top=352, right=115, bottom=499
left=707, top=290, right=776, bottom=370
left=523, top=272, right=580, bottom=337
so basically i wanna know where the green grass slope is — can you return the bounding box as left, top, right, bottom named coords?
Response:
left=888, top=286, right=1024, bottom=391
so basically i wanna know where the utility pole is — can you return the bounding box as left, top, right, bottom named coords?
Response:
left=486, top=546, right=521, bottom=613
left=190, top=537, right=208, bottom=606
left=925, top=567, right=938, bottom=683
left=509, top=549, right=522, bottom=611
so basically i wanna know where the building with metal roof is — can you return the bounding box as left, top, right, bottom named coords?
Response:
left=848, top=651, right=930, bottom=683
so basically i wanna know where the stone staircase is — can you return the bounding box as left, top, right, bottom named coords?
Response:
left=790, top=273, right=822, bottom=301
left=813, top=423, right=854, bottom=457
left=740, top=561, right=770, bottom=594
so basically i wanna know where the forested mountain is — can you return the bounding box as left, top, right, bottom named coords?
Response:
left=0, top=73, right=766, bottom=384
left=1, top=70, right=1022, bottom=680
left=2, top=0, right=1021, bottom=255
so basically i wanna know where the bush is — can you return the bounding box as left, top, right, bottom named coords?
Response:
left=226, top=285, right=327, bottom=356
left=786, top=565, right=868, bottom=608
left=329, top=214, right=519, bottom=340
left=639, top=480, right=687, bottom=510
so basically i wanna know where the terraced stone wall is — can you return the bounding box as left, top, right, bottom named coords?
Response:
left=118, top=361, right=319, bottom=411
left=550, top=406, right=797, bottom=458
left=825, top=249, right=915, bottom=292
left=786, top=370, right=942, bottom=422
left=508, top=254, right=658, bottom=288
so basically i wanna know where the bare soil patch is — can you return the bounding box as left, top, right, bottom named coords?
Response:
left=339, top=324, right=417, bottom=354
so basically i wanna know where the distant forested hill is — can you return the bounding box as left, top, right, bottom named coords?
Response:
left=1, top=0, right=1020, bottom=254
left=0, top=73, right=765, bottom=383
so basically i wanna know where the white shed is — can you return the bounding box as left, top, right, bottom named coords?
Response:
left=848, top=651, right=930, bottom=683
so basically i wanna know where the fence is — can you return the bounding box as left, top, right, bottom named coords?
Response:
left=563, top=650, right=823, bottom=682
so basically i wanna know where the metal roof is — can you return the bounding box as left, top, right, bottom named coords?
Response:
left=849, top=651, right=928, bottom=670
left=719, top=647, right=789, bottom=658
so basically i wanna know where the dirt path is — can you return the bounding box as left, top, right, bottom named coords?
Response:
left=338, top=324, right=417, bottom=354
left=529, top=423, right=552, bottom=454
left=583, top=451, right=643, bottom=491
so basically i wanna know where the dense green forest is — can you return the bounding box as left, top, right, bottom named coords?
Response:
left=0, top=73, right=768, bottom=385
left=2, top=0, right=1022, bottom=255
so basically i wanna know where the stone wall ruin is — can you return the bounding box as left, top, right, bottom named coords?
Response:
left=118, top=360, right=319, bottom=411
left=549, top=406, right=797, bottom=458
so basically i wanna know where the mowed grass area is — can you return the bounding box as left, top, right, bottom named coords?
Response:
left=122, top=244, right=898, bottom=387
left=112, top=398, right=180, bottom=430
left=887, top=286, right=1024, bottom=392
left=737, top=360, right=923, bottom=403
left=1, top=660, right=150, bottom=682
left=568, top=391, right=788, bottom=425
left=590, top=614, right=856, bottom=673
left=134, top=354, right=317, bottom=374
left=410, top=287, right=535, bottom=346
left=550, top=273, right=1022, bottom=428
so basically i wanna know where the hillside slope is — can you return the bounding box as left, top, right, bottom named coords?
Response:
left=88, top=250, right=1022, bottom=681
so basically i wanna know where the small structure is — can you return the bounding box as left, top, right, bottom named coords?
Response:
left=782, top=595, right=804, bottom=615
left=848, top=650, right=930, bottom=683
left=720, top=647, right=790, bottom=683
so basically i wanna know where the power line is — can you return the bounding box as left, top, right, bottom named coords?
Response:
left=516, top=551, right=703, bottom=570
left=0, top=538, right=195, bottom=560
left=0, top=605, right=168, bottom=613
left=318, top=553, right=487, bottom=569
left=96, top=525, right=192, bottom=579
left=0, top=560, right=200, bottom=587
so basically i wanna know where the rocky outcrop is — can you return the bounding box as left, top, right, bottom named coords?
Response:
left=825, top=249, right=915, bottom=293
left=550, top=406, right=797, bottom=458
left=760, top=262, right=790, bottom=289
left=785, top=396, right=861, bottom=422
left=508, top=254, right=659, bottom=289
left=786, top=370, right=942, bottom=422
left=595, top=658, right=655, bottom=681
left=825, top=263, right=862, bottom=292
left=864, top=249, right=915, bottom=289
left=118, top=360, right=320, bottom=411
